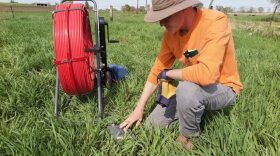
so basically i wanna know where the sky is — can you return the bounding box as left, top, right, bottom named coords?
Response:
left=0, top=0, right=276, bottom=11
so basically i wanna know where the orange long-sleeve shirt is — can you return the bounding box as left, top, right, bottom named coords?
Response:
left=147, top=8, right=243, bottom=94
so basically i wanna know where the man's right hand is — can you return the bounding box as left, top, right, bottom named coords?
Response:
left=119, top=81, right=157, bottom=131
left=119, top=107, right=144, bottom=131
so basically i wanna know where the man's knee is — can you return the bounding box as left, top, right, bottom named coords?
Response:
left=146, top=114, right=169, bottom=128
left=176, top=81, right=202, bottom=110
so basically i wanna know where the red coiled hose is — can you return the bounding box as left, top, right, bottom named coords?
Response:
left=53, top=3, right=94, bottom=95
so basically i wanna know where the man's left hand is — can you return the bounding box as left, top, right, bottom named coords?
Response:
left=157, top=69, right=172, bottom=81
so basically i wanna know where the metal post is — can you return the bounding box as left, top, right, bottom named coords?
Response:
left=136, top=0, right=139, bottom=14
left=146, top=2, right=150, bottom=12
left=269, top=5, right=278, bottom=29
left=10, top=6, right=14, bottom=18
left=54, top=71, right=60, bottom=116
left=110, top=5, right=113, bottom=21
left=209, top=0, right=214, bottom=9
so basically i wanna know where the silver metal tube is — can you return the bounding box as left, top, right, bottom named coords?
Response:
left=90, top=0, right=103, bottom=119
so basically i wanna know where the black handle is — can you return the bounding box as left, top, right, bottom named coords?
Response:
left=105, top=23, right=119, bottom=43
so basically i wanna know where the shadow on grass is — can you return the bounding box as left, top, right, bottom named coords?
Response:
left=200, top=106, right=234, bottom=132
left=57, top=79, right=133, bottom=118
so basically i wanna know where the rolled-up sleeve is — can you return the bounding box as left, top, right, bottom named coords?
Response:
left=147, top=32, right=176, bottom=84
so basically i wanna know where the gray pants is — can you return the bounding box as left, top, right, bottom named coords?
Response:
left=147, top=81, right=236, bottom=137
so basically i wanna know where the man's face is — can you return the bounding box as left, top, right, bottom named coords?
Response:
left=159, top=11, right=184, bottom=35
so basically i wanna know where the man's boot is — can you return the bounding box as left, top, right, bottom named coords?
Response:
left=176, top=134, right=193, bottom=150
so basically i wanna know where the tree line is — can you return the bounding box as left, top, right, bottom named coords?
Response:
left=120, top=4, right=278, bottom=14
left=215, top=6, right=276, bottom=14
left=121, top=4, right=148, bottom=12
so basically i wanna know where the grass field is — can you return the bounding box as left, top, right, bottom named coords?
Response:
left=0, top=9, right=280, bottom=155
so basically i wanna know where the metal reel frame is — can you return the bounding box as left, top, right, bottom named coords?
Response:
left=53, top=0, right=109, bottom=119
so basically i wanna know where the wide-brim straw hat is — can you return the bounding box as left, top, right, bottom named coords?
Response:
left=144, top=0, right=202, bottom=23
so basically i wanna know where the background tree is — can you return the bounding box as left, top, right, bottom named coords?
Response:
left=196, top=3, right=204, bottom=8
left=224, top=7, right=234, bottom=13
left=122, top=4, right=131, bottom=12
left=267, top=8, right=272, bottom=12
left=269, top=0, right=280, bottom=28
left=248, top=7, right=256, bottom=13
left=215, top=6, right=233, bottom=14
left=121, top=4, right=136, bottom=12
left=216, top=5, right=224, bottom=12
left=239, top=6, right=246, bottom=13
left=139, top=6, right=145, bottom=12
left=258, top=7, right=264, bottom=13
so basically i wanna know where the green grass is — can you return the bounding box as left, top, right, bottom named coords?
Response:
left=230, top=14, right=280, bottom=22
left=0, top=11, right=279, bottom=155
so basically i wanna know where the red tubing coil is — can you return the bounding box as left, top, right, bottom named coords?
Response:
left=53, top=3, right=94, bottom=95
